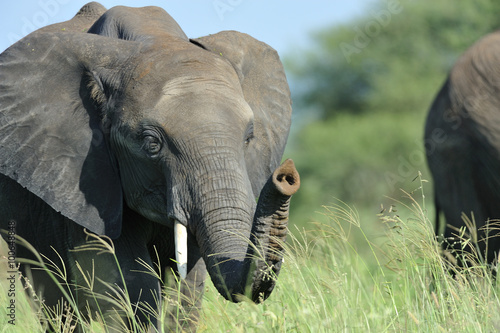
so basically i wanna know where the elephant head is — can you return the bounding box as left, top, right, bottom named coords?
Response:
left=0, top=4, right=299, bottom=302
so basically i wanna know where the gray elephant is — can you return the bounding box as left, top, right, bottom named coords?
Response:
left=0, top=2, right=300, bottom=331
left=425, top=31, right=500, bottom=266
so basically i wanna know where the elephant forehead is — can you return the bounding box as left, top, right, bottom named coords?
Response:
left=157, top=76, right=253, bottom=121
left=163, top=52, right=242, bottom=90
left=161, top=74, right=239, bottom=96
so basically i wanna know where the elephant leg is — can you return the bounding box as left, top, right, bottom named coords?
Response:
left=159, top=238, right=206, bottom=332
left=435, top=162, right=490, bottom=265
left=0, top=175, right=73, bottom=318
left=178, top=246, right=206, bottom=331
left=70, top=224, right=160, bottom=332
left=440, top=187, right=482, bottom=261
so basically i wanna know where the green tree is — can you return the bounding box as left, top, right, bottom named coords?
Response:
left=285, top=0, right=500, bottom=225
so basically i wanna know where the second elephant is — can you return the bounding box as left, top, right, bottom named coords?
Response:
left=425, top=30, right=500, bottom=265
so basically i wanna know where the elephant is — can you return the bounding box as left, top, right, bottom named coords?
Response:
left=425, top=30, right=500, bottom=266
left=0, top=2, right=300, bottom=331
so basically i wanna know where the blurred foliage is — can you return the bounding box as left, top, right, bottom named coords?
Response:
left=284, top=0, right=500, bottom=226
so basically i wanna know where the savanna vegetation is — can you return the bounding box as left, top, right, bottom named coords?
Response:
left=3, top=0, right=500, bottom=331
left=3, top=187, right=500, bottom=332
left=285, top=0, right=500, bottom=227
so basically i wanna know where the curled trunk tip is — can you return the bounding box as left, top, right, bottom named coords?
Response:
left=273, top=159, right=300, bottom=196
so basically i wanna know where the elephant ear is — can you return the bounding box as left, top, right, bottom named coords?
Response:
left=0, top=29, right=135, bottom=238
left=192, top=31, right=293, bottom=197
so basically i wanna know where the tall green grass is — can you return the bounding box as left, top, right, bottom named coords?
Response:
left=2, top=182, right=500, bottom=332
left=198, top=192, right=499, bottom=332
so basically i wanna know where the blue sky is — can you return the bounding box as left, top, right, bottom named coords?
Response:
left=1, top=1, right=374, bottom=55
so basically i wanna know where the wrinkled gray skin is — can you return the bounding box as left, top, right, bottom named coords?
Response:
left=425, top=31, right=500, bottom=265
left=0, top=2, right=300, bottom=331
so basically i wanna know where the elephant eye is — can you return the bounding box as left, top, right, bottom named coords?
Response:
left=143, top=135, right=162, bottom=157
left=244, top=123, right=254, bottom=145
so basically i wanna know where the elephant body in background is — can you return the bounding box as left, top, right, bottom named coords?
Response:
left=425, top=30, right=500, bottom=265
left=0, top=2, right=299, bottom=331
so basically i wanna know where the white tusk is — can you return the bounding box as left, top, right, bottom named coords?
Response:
left=174, top=221, right=188, bottom=280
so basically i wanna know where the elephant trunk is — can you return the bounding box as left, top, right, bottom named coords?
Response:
left=246, top=159, right=299, bottom=302
left=199, top=159, right=300, bottom=303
